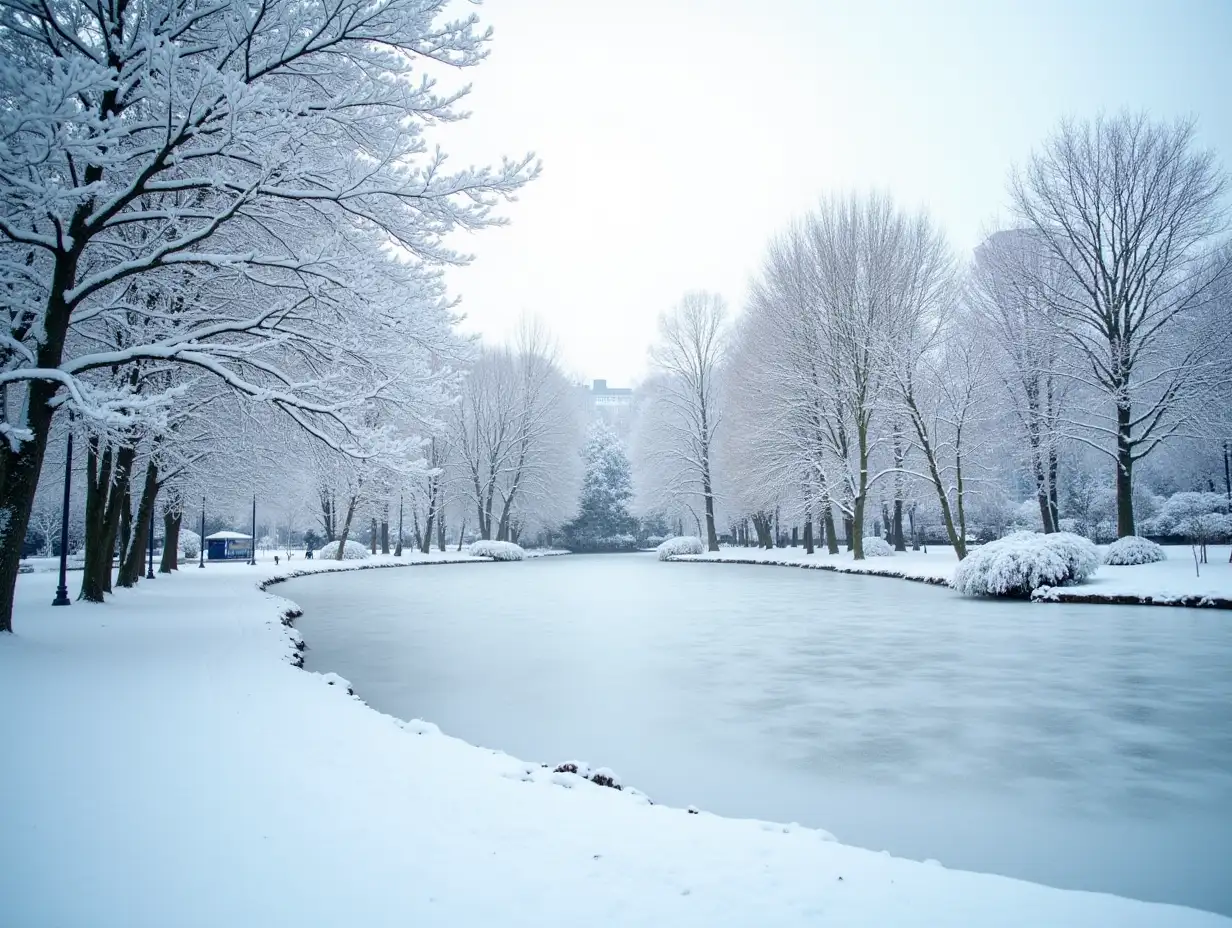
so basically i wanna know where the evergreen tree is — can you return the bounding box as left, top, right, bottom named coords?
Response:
left=563, top=423, right=638, bottom=551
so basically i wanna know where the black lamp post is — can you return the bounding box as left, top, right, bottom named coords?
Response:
left=198, top=495, right=206, bottom=568
left=249, top=493, right=257, bottom=565
left=146, top=496, right=156, bottom=580
left=395, top=494, right=403, bottom=557
left=52, top=430, right=73, bottom=607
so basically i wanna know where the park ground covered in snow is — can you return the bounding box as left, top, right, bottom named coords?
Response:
left=676, top=543, right=1232, bottom=606
left=2, top=555, right=1230, bottom=927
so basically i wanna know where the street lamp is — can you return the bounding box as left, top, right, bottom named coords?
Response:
left=52, top=429, right=73, bottom=607
left=199, top=495, right=206, bottom=568
left=146, top=499, right=156, bottom=579
left=248, top=493, right=257, bottom=566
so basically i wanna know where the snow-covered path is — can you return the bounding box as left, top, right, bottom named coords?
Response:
left=2, top=557, right=1228, bottom=927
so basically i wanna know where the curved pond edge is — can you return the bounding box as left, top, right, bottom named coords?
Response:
left=666, top=554, right=1232, bottom=611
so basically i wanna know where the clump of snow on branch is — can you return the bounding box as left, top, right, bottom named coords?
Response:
left=466, top=540, right=526, bottom=561
left=861, top=537, right=895, bottom=557
left=1103, top=536, right=1167, bottom=566
left=952, top=531, right=1098, bottom=597
left=317, top=540, right=370, bottom=561
left=656, top=536, right=705, bottom=560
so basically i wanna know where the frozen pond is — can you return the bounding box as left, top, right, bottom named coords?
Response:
left=290, top=554, right=1232, bottom=915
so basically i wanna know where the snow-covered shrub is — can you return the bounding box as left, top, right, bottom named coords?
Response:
left=656, top=536, right=705, bottom=560
left=861, top=536, right=895, bottom=557
left=1144, top=491, right=1230, bottom=537
left=1103, top=536, right=1166, bottom=566
left=466, top=540, right=526, bottom=561
left=952, top=531, right=1098, bottom=598
left=643, top=535, right=667, bottom=548
left=317, top=539, right=370, bottom=560
left=1039, top=531, right=1100, bottom=582
left=179, top=528, right=200, bottom=559
left=1179, top=513, right=1232, bottom=545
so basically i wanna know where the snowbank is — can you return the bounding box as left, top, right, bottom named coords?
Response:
left=1104, top=536, right=1166, bottom=566
left=673, top=544, right=1232, bottom=609
left=3, top=559, right=1230, bottom=926
left=466, top=539, right=526, bottom=561
left=657, top=536, right=705, bottom=560
left=318, top=539, right=370, bottom=560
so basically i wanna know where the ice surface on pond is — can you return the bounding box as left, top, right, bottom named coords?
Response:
left=290, top=554, right=1232, bottom=915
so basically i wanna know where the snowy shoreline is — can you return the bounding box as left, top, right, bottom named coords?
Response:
left=3, top=557, right=1229, bottom=926
left=671, top=545, right=1232, bottom=610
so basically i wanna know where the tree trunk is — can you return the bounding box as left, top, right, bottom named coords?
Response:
left=437, top=508, right=446, bottom=552
left=851, top=496, right=866, bottom=559
left=380, top=510, right=389, bottom=555
left=1116, top=403, right=1135, bottom=537
left=843, top=515, right=854, bottom=552
left=823, top=505, right=839, bottom=554
left=160, top=506, right=182, bottom=573
left=803, top=512, right=814, bottom=554
left=81, top=442, right=135, bottom=602
left=118, top=458, right=158, bottom=587
left=751, top=512, right=773, bottom=548
left=118, top=487, right=132, bottom=580
left=1047, top=449, right=1061, bottom=530
left=702, top=466, right=719, bottom=552
left=370, top=517, right=377, bottom=555
left=0, top=250, right=82, bottom=632
left=420, top=502, right=435, bottom=554
left=335, top=494, right=359, bottom=560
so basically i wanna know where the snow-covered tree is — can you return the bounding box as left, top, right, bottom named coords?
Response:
left=635, top=292, right=726, bottom=551
left=562, top=422, right=637, bottom=551
left=451, top=323, right=583, bottom=543
left=0, top=0, right=537, bottom=630
left=1011, top=112, right=1231, bottom=537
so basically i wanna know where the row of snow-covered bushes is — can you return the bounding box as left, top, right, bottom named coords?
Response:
left=952, top=531, right=1099, bottom=598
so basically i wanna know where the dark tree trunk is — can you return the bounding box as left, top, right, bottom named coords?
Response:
left=118, top=487, right=132, bottom=578
left=803, top=512, right=814, bottom=555
left=118, top=458, right=158, bottom=587
left=1048, top=449, right=1061, bottom=531
left=1115, top=402, right=1136, bottom=537
left=843, top=515, right=854, bottom=552
left=81, top=442, right=135, bottom=602
left=0, top=250, right=82, bottom=632
left=334, top=494, right=358, bottom=560
left=421, top=481, right=437, bottom=554
left=160, top=506, right=181, bottom=573
left=380, top=514, right=389, bottom=555
left=823, top=506, right=839, bottom=555
left=370, top=517, right=377, bottom=555
left=437, top=508, right=446, bottom=552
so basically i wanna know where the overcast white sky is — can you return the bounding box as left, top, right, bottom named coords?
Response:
left=440, top=0, right=1232, bottom=386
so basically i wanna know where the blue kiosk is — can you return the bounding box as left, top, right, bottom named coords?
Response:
left=205, top=531, right=254, bottom=561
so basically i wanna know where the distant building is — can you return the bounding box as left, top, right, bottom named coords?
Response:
left=583, top=379, right=634, bottom=437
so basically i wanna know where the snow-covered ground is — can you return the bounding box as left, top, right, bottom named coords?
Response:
left=676, top=544, right=1232, bottom=606
left=2, top=558, right=1228, bottom=927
